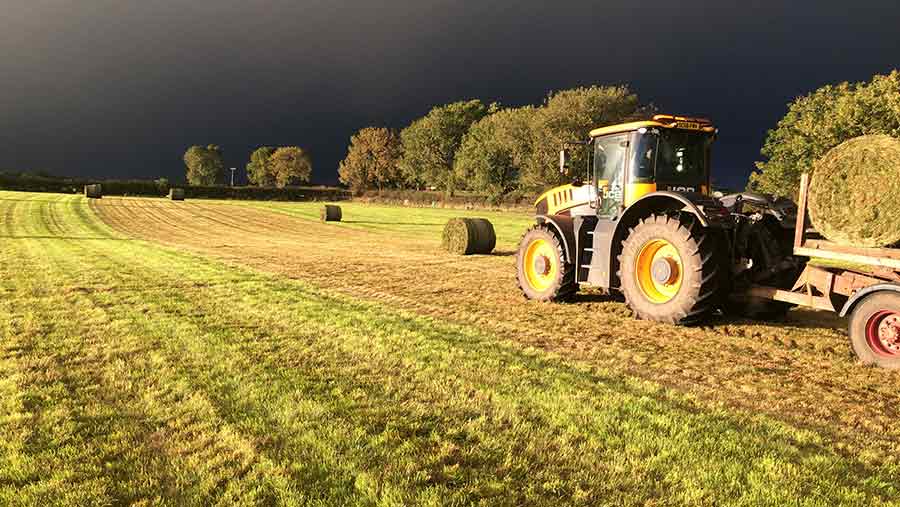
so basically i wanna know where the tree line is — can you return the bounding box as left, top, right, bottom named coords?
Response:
left=340, top=70, right=900, bottom=200
left=750, top=69, right=900, bottom=196
left=338, top=85, right=652, bottom=200
left=179, top=70, right=898, bottom=198
left=182, top=145, right=312, bottom=187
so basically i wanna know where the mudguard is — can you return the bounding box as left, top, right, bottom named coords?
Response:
left=839, top=283, right=900, bottom=317
left=535, top=214, right=576, bottom=263
left=618, top=191, right=730, bottom=230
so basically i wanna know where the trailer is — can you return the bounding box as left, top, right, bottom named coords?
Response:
left=748, top=173, right=900, bottom=369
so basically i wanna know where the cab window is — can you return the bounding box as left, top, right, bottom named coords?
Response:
left=594, top=134, right=629, bottom=216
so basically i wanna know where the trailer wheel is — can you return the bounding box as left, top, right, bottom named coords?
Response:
left=848, top=291, right=900, bottom=369
left=618, top=214, right=721, bottom=324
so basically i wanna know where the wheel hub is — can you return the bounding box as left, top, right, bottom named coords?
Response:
left=533, top=255, right=550, bottom=276
left=635, top=238, right=684, bottom=304
left=866, top=311, right=900, bottom=356
left=877, top=314, right=900, bottom=353
left=522, top=237, right=558, bottom=292
left=651, top=258, right=679, bottom=285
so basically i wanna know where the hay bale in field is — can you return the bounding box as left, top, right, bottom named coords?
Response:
left=442, top=218, right=496, bottom=255
left=808, top=134, right=900, bottom=247
left=84, top=184, right=102, bottom=199
left=169, top=188, right=185, bottom=201
left=320, top=204, right=342, bottom=222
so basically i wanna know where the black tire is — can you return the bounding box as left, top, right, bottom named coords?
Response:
left=516, top=225, right=577, bottom=302
left=618, top=214, right=721, bottom=325
left=848, top=291, right=900, bottom=369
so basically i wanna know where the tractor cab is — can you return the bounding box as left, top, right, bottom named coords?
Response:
left=537, top=115, right=717, bottom=219
left=589, top=115, right=716, bottom=216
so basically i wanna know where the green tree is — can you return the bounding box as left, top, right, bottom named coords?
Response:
left=268, top=146, right=312, bottom=188
left=519, top=85, right=646, bottom=191
left=183, top=145, right=224, bottom=186
left=246, top=146, right=276, bottom=187
left=454, top=106, right=537, bottom=200
left=398, top=99, right=494, bottom=193
left=154, top=177, right=170, bottom=194
left=338, top=127, right=402, bottom=193
left=750, top=70, right=900, bottom=196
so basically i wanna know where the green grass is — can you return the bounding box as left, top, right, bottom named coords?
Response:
left=1, top=192, right=899, bottom=505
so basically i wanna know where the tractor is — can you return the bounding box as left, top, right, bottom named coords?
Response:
left=516, top=114, right=800, bottom=324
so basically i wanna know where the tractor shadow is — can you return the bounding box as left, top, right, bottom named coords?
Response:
left=570, top=290, right=625, bottom=303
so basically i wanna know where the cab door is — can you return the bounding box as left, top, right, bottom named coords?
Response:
left=593, top=134, right=629, bottom=218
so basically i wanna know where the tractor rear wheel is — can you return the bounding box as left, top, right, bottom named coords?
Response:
left=516, top=225, right=577, bottom=302
left=618, top=214, right=721, bottom=324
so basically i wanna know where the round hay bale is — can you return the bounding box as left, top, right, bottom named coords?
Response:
left=442, top=218, right=496, bottom=255
left=169, top=188, right=185, bottom=201
left=808, top=134, right=900, bottom=247
left=321, top=204, right=342, bottom=222
left=84, top=184, right=102, bottom=199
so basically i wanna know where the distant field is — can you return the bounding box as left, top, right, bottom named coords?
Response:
left=2, top=191, right=899, bottom=505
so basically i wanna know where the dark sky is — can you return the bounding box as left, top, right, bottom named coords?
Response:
left=2, top=1, right=898, bottom=188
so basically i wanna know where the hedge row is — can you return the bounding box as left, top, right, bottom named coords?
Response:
left=0, top=173, right=536, bottom=209
left=183, top=186, right=349, bottom=201
left=0, top=173, right=350, bottom=201
left=355, top=189, right=537, bottom=210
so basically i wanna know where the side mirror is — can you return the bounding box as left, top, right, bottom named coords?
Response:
left=559, top=149, right=570, bottom=174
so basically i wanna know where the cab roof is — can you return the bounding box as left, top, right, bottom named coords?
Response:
left=589, top=114, right=716, bottom=138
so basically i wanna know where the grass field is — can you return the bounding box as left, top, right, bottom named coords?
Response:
left=2, top=192, right=900, bottom=505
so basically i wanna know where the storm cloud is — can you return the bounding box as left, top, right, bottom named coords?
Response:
left=1, top=0, right=898, bottom=188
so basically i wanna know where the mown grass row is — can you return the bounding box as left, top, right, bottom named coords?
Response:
left=1, top=192, right=898, bottom=506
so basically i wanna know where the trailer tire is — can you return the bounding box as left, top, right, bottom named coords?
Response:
left=848, top=291, right=900, bottom=369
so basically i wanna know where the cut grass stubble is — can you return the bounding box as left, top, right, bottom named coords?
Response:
left=2, top=192, right=899, bottom=505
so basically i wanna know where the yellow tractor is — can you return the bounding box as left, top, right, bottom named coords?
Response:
left=516, top=114, right=799, bottom=324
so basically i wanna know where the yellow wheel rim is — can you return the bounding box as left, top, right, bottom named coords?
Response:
left=635, top=239, right=683, bottom=304
left=523, top=238, right=559, bottom=292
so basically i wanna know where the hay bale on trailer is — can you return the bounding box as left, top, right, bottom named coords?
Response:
left=84, top=184, right=102, bottom=199
left=169, top=188, right=185, bottom=201
left=808, top=134, right=900, bottom=247
left=320, top=204, right=342, bottom=222
left=442, top=218, right=496, bottom=255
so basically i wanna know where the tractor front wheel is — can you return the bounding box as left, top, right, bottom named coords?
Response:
left=618, top=214, right=721, bottom=324
left=516, top=225, right=577, bottom=302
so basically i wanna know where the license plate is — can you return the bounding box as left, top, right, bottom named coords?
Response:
left=676, top=121, right=701, bottom=130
